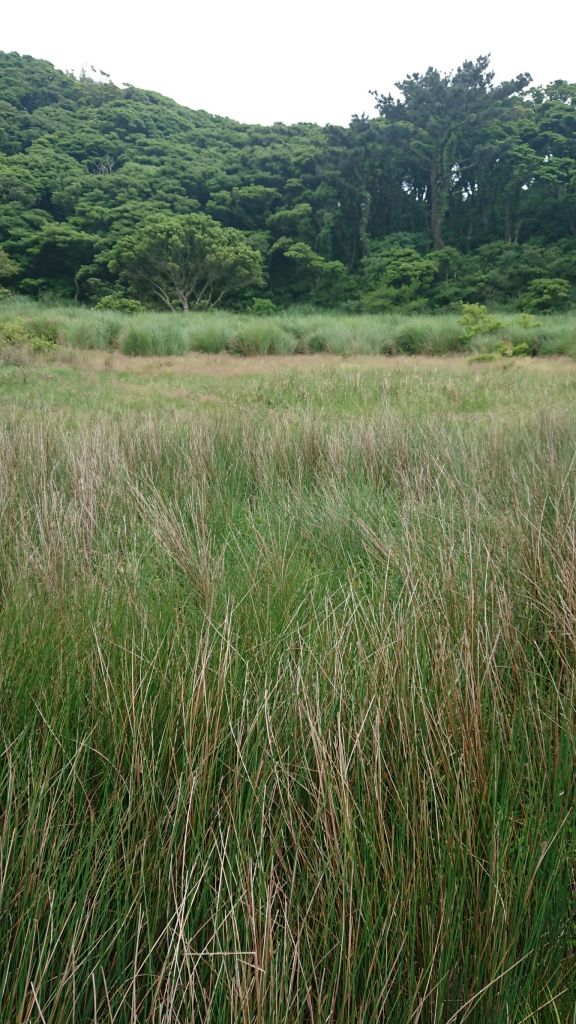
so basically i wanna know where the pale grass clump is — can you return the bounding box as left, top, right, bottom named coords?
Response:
left=0, top=397, right=575, bottom=1023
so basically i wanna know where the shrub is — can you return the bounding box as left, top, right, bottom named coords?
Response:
left=498, top=340, right=529, bottom=357
left=460, top=303, right=502, bottom=341
left=470, top=340, right=530, bottom=362
left=250, top=298, right=277, bottom=316
left=516, top=312, right=541, bottom=330
left=0, top=317, right=57, bottom=352
left=95, top=296, right=145, bottom=314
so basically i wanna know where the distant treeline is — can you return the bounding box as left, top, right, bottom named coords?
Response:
left=0, top=52, right=575, bottom=311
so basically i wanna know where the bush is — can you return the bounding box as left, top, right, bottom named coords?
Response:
left=250, top=298, right=277, bottom=316
left=470, top=339, right=531, bottom=362
left=95, top=296, right=145, bottom=314
left=0, top=317, right=57, bottom=352
left=460, top=303, right=502, bottom=341
left=516, top=313, right=541, bottom=330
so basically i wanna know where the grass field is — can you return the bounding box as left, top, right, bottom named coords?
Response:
left=1, top=297, right=576, bottom=358
left=0, top=351, right=575, bottom=1022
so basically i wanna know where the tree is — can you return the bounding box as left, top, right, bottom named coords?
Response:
left=360, top=241, right=439, bottom=309
left=109, top=213, right=265, bottom=310
left=519, top=277, right=571, bottom=311
left=206, top=186, right=281, bottom=230
left=0, top=246, right=17, bottom=280
left=22, top=223, right=98, bottom=299
left=1, top=50, right=576, bottom=310
left=268, top=237, right=348, bottom=306
left=372, top=57, right=531, bottom=249
left=523, top=82, right=576, bottom=239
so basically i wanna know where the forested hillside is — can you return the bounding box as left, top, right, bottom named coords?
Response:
left=1, top=51, right=575, bottom=310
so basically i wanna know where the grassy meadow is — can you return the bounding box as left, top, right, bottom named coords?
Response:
left=1, top=297, right=576, bottom=358
left=0, top=345, right=575, bottom=1022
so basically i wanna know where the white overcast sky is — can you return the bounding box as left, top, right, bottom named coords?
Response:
left=4, top=0, right=575, bottom=125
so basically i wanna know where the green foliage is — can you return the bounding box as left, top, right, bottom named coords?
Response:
left=470, top=340, right=531, bottom=362
left=0, top=368, right=575, bottom=1020
left=0, top=317, right=31, bottom=346
left=110, top=213, right=264, bottom=310
left=499, top=340, right=529, bottom=356
left=516, top=312, right=541, bottom=329
left=460, top=303, right=502, bottom=340
left=250, top=297, right=277, bottom=315
left=0, top=51, right=575, bottom=311
left=519, top=276, right=571, bottom=312
left=0, top=245, right=17, bottom=280
left=0, top=315, right=58, bottom=350
left=94, top=295, right=145, bottom=313
left=2, top=299, right=576, bottom=359
left=225, top=319, right=293, bottom=355
left=268, top=238, right=348, bottom=306
left=361, top=244, right=439, bottom=310
left=120, top=316, right=191, bottom=355
left=392, top=315, right=463, bottom=353
left=372, top=56, right=531, bottom=250
left=0, top=315, right=58, bottom=379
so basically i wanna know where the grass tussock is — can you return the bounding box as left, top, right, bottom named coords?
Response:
left=0, top=375, right=575, bottom=1022
left=1, top=297, right=576, bottom=358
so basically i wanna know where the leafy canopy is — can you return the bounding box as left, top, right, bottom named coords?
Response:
left=0, top=51, right=575, bottom=309
left=109, top=214, right=264, bottom=310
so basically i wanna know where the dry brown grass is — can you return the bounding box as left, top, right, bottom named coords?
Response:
left=50, top=348, right=576, bottom=378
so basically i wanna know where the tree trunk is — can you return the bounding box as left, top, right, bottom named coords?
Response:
left=430, top=154, right=445, bottom=250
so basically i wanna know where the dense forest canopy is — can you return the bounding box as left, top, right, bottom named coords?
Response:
left=0, top=51, right=575, bottom=311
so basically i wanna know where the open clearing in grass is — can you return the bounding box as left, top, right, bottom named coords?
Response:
left=0, top=355, right=575, bottom=1022
left=1, top=348, right=576, bottom=417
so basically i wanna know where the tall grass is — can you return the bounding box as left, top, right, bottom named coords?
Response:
left=1, top=395, right=573, bottom=1019
left=1, top=298, right=575, bottom=357
left=0, top=389, right=575, bottom=1022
